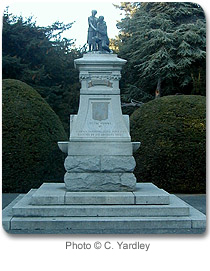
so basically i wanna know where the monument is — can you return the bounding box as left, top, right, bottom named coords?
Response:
left=57, top=11, right=140, bottom=192
left=2, top=11, right=206, bottom=233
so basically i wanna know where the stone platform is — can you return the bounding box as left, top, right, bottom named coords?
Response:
left=2, top=183, right=206, bottom=233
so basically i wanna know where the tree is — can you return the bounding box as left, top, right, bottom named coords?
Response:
left=113, top=2, right=140, bottom=16
left=116, top=2, right=206, bottom=99
left=2, top=8, right=81, bottom=132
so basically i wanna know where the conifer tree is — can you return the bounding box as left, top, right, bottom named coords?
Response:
left=3, top=8, right=82, bottom=131
left=116, top=2, right=206, bottom=98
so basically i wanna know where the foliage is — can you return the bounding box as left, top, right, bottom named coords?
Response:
left=121, top=84, right=153, bottom=116
left=113, top=2, right=140, bottom=16
left=130, top=95, right=206, bottom=193
left=109, top=38, right=120, bottom=54
left=2, top=79, right=68, bottom=193
left=116, top=2, right=206, bottom=99
left=2, top=8, right=81, bottom=132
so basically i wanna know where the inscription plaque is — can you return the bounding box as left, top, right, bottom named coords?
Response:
left=92, top=102, right=109, bottom=121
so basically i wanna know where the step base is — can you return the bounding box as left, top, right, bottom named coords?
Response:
left=30, top=182, right=170, bottom=205
left=2, top=183, right=206, bottom=233
left=12, top=190, right=190, bottom=217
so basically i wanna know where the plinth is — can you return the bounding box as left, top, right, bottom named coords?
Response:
left=58, top=52, right=140, bottom=191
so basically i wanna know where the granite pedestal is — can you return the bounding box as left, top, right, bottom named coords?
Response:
left=58, top=52, right=140, bottom=191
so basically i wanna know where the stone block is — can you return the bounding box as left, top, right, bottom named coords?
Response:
left=20, top=182, right=172, bottom=206
left=31, top=183, right=66, bottom=205
left=64, top=172, right=136, bottom=191
left=67, top=141, right=133, bottom=156
left=133, top=183, right=170, bottom=205
left=64, top=155, right=136, bottom=173
left=101, top=156, right=136, bottom=172
left=65, top=191, right=134, bottom=204
left=12, top=204, right=188, bottom=218
left=123, top=115, right=130, bottom=132
left=12, top=190, right=36, bottom=216
left=132, top=142, right=141, bottom=152
left=11, top=216, right=192, bottom=231
left=184, top=201, right=206, bottom=229
left=57, top=141, right=68, bottom=154
left=64, top=156, right=100, bottom=172
left=12, top=192, right=189, bottom=218
left=74, top=52, right=127, bottom=67
left=2, top=195, right=24, bottom=231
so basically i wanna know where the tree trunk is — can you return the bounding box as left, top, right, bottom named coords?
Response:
left=155, top=77, right=161, bottom=98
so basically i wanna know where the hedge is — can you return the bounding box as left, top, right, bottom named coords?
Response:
left=130, top=95, right=206, bottom=193
left=2, top=79, right=68, bottom=192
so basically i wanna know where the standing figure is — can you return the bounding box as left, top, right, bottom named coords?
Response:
left=96, top=16, right=111, bottom=53
left=87, top=10, right=98, bottom=51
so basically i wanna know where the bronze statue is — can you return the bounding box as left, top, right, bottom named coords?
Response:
left=87, top=11, right=111, bottom=53
left=96, top=16, right=111, bottom=53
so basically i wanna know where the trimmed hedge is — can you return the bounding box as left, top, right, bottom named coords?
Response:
left=130, top=95, right=206, bottom=193
left=2, top=79, right=68, bottom=193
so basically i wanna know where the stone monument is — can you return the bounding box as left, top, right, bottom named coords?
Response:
left=57, top=11, right=140, bottom=192
left=2, top=11, right=205, bottom=233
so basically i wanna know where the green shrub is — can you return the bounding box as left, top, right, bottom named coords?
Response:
left=130, top=95, right=206, bottom=193
left=2, top=79, right=68, bottom=193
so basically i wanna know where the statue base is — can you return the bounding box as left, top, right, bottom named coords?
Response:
left=58, top=53, right=140, bottom=191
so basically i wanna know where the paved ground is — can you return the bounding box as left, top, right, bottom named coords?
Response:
left=2, top=193, right=206, bottom=235
left=175, top=194, right=206, bottom=215
left=2, top=194, right=20, bottom=209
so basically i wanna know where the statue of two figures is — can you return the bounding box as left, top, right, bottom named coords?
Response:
left=87, top=10, right=111, bottom=53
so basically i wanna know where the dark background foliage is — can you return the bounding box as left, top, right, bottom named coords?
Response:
left=2, top=79, right=68, bottom=193
left=2, top=8, right=81, bottom=133
left=130, top=95, right=206, bottom=193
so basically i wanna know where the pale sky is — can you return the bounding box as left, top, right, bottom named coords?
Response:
left=3, top=0, right=209, bottom=48
left=2, top=0, right=124, bottom=47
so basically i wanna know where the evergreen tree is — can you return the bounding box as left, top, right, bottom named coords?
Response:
left=116, top=2, right=206, bottom=98
left=2, top=8, right=81, bottom=132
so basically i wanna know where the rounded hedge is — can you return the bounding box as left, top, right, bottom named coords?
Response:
left=130, top=95, right=206, bottom=193
left=2, top=79, right=68, bottom=193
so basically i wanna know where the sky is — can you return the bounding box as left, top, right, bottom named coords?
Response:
left=2, top=0, right=209, bottom=47
left=2, top=0, right=124, bottom=47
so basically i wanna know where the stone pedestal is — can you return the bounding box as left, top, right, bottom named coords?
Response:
left=58, top=52, right=140, bottom=191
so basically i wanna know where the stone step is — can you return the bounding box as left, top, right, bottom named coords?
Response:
left=3, top=188, right=206, bottom=232
left=12, top=190, right=189, bottom=217
left=11, top=216, right=192, bottom=230
left=31, top=182, right=170, bottom=205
